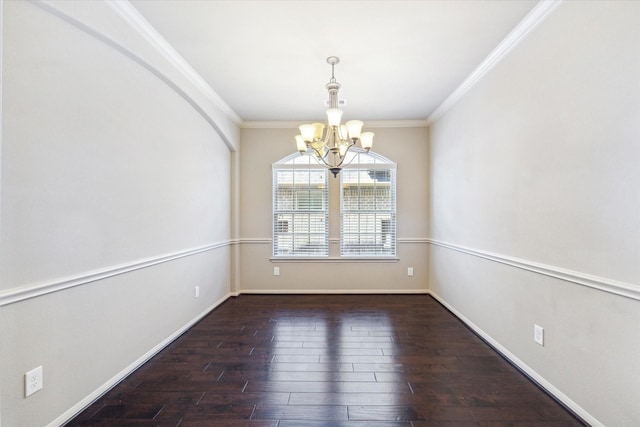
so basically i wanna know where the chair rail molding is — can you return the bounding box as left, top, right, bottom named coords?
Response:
left=428, top=239, right=639, bottom=301
left=0, top=241, right=232, bottom=307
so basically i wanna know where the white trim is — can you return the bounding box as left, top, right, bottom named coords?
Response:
left=29, top=1, right=237, bottom=150
left=428, top=239, right=640, bottom=301
left=239, top=289, right=427, bottom=295
left=235, top=238, right=429, bottom=245
left=0, top=241, right=232, bottom=307
left=274, top=149, right=397, bottom=170
left=398, top=238, right=430, bottom=244
left=270, top=257, right=399, bottom=263
left=232, top=238, right=271, bottom=245
left=426, top=0, right=563, bottom=125
left=241, top=120, right=429, bottom=129
left=104, top=0, right=242, bottom=125
left=0, top=0, right=4, bottom=306
left=47, top=293, right=232, bottom=427
left=427, top=290, right=601, bottom=427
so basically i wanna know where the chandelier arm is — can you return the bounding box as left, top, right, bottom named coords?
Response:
left=295, top=57, right=372, bottom=177
left=309, top=146, right=334, bottom=168
left=336, top=142, right=356, bottom=168
left=335, top=141, right=358, bottom=169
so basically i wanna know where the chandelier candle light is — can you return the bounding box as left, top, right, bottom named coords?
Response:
left=295, top=56, right=374, bottom=177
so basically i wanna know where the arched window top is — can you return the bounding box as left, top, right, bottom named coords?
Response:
left=274, top=148, right=395, bottom=170
left=341, top=149, right=395, bottom=169
left=273, top=148, right=396, bottom=258
left=273, top=152, right=320, bottom=166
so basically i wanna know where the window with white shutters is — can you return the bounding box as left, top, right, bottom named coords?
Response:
left=273, top=154, right=328, bottom=256
left=340, top=150, right=396, bottom=256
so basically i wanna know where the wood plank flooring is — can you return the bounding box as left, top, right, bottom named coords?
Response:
left=66, top=294, right=585, bottom=426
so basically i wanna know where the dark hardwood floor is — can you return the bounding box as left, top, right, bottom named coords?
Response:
left=66, top=294, right=585, bottom=426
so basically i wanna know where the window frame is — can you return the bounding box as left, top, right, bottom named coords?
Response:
left=272, top=154, right=329, bottom=257
left=272, top=150, right=397, bottom=260
left=340, top=150, right=397, bottom=257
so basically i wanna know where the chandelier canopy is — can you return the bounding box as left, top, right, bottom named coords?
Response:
left=295, top=56, right=374, bottom=177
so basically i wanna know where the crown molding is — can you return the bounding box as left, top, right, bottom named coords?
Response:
left=29, top=0, right=237, bottom=149
left=426, top=0, right=564, bottom=125
left=104, top=0, right=242, bottom=125
left=46, top=0, right=562, bottom=130
left=241, top=120, right=429, bottom=130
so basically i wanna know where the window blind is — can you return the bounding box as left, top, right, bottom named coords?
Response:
left=273, top=167, right=328, bottom=256
left=340, top=164, right=396, bottom=256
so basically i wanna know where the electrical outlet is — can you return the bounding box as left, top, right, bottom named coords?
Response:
left=194, top=286, right=200, bottom=299
left=534, top=324, right=544, bottom=346
left=407, top=267, right=414, bottom=276
left=273, top=267, right=280, bottom=276
left=25, top=366, right=43, bottom=397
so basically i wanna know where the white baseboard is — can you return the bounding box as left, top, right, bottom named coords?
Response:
left=50, top=290, right=596, bottom=426
left=427, top=290, right=601, bottom=427
left=237, top=289, right=428, bottom=295
left=48, top=293, right=233, bottom=427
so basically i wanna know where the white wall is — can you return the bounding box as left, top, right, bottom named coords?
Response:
left=237, top=125, right=429, bottom=293
left=0, top=1, right=236, bottom=425
left=429, top=1, right=639, bottom=425
left=3, top=0, right=637, bottom=426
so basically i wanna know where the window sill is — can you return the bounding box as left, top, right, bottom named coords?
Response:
left=271, top=256, right=399, bottom=263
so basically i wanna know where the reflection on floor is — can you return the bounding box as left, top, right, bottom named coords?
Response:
left=67, top=294, right=585, bottom=426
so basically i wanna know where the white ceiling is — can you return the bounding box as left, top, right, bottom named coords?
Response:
left=129, top=0, right=538, bottom=123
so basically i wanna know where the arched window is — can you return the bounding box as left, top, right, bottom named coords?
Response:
left=272, top=154, right=328, bottom=256
left=273, top=149, right=396, bottom=258
left=340, top=149, right=396, bottom=256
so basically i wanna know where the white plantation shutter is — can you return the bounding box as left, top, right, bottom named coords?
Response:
left=340, top=150, right=396, bottom=256
left=273, top=154, right=329, bottom=256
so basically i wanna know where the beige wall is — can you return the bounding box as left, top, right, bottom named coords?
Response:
left=237, top=126, right=429, bottom=293
left=0, top=2, right=235, bottom=425
left=429, top=1, right=639, bottom=425
left=3, top=1, right=637, bottom=426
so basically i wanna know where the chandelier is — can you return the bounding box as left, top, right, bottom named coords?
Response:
left=295, top=56, right=374, bottom=177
